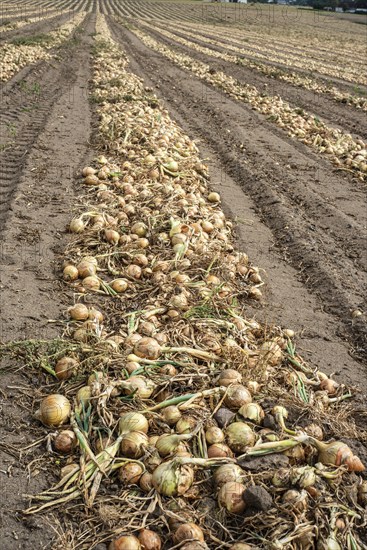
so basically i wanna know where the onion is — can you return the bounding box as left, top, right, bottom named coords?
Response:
left=152, top=460, right=194, bottom=496
left=176, top=416, right=197, bottom=434
left=82, top=275, right=100, bottom=291
left=159, top=364, right=177, bottom=376
left=127, top=264, right=142, bottom=279
left=173, top=523, right=204, bottom=544
left=131, top=222, right=147, bottom=237
left=357, top=480, right=367, bottom=506
left=69, top=218, right=85, bottom=233
left=229, top=545, right=253, bottom=550
left=139, top=471, right=154, bottom=493
left=260, top=341, right=283, bottom=366
left=120, top=432, right=148, bottom=458
left=82, top=166, right=96, bottom=177
left=282, top=489, right=308, bottom=513
left=214, top=464, right=243, bottom=486
left=218, top=482, right=246, bottom=514
left=218, top=369, right=242, bottom=387
left=224, top=385, right=252, bottom=410
left=109, top=535, right=141, bottom=550
left=320, top=378, right=339, bottom=395
left=207, top=443, right=233, bottom=458
left=134, top=337, right=161, bottom=360
left=205, top=427, right=225, bottom=445
left=77, top=260, right=97, bottom=278
left=138, top=529, right=162, bottom=550
left=111, top=278, right=129, bottom=293
left=105, top=229, right=120, bottom=245
left=88, top=308, right=104, bottom=323
left=118, top=462, right=144, bottom=485
left=304, top=423, right=324, bottom=440
left=311, top=439, right=365, bottom=472
left=63, top=265, right=79, bottom=281
left=225, top=422, right=256, bottom=453
left=238, top=403, right=264, bottom=425
left=55, top=357, right=77, bottom=381
left=207, top=192, right=220, bottom=203
left=125, top=361, right=140, bottom=374
left=38, top=394, right=71, bottom=427
left=54, top=430, right=77, bottom=453
left=68, top=303, right=89, bottom=321
left=162, top=405, right=182, bottom=426
left=123, top=376, right=156, bottom=399
left=119, top=412, right=149, bottom=434
left=61, top=463, right=78, bottom=479
left=76, top=386, right=92, bottom=406
left=156, top=434, right=191, bottom=457
left=84, top=174, right=99, bottom=185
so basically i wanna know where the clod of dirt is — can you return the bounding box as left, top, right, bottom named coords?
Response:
left=214, top=407, right=235, bottom=428
left=238, top=454, right=290, bottom=472
left=243, top=486, right=273, bottom=512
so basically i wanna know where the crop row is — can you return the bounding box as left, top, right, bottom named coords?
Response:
left=141, top=20, right=367, bottom=112
left=119, top=22, right=366, bottom=181
left=0, top=11, right=85, bottom=82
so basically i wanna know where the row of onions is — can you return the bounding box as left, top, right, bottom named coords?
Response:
left=25, top=13, right=366, bottom=550
left=0, top=9, right=68, bottom=33
left=0, top=11, right=86, bottom=82
left=146, top=19, right=367, bottom=112
left=158, top=19, right=366, bottom=86
left=123, top=22, right=367, bottom=181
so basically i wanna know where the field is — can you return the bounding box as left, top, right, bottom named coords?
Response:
left=0, top=1, right=366, bottom=549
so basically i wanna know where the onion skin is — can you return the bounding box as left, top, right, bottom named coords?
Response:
left=152, top=461, right=194, bottom=497
left=138, top=529, right=162, bottom=550
left=39, top=394, right=71, bottom=427
left=314, top=439, right=365, bottom=472
left=224, top=385, right=252, bottom=410
left=173, top=523, right=204, bottom=544
left=55, top=357, right=77, bottom=381
left=54, top=430, right=77, bottom=454
left=120, top=432, right=148, bottom=459
left=225, top=422, right=256, bottom=453
left=118, top=462, right=144, bottom=485
left=119, top=412, right=149, bottom=434
left=214, top=464, right=243, bottom=487
left=109, top=535, right=141, bottom=550
left=133, top=337, right=161, bottom=360
left=218, top=482, right=246, bottom=514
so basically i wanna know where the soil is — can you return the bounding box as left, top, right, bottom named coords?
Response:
left=0, top=14, right=94, bottom=549
left=0, top=12, right=73, bottom=44
left=0, top=5, right=366, bottom=548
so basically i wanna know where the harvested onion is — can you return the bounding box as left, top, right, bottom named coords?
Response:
left=38, top=394, right=71, bottom=427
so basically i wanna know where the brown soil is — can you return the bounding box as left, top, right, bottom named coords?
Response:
left=0, top=14, right=94, bottom=548
left=0, top=12, right=73, bottom=44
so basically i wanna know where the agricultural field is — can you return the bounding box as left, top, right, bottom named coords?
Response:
left=0, top=1, right=366, bottom=549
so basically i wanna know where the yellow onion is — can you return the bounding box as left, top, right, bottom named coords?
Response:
left=272, top=468, right=291, bottom=487
left=120, top=431, right=148, bottom=458
left=218, top=482, right=246, bottom=514
left=319, top=378, right=339, bottom=395
left=310, top=438, right=365, bottom=472
left=260, top=341, right=283, bottom=366
left=76, top=386, right=92, bottom=407
left=105, top=229, right=120, bottom=245
left=77, top=260, right=97, bottom=278
left=111, top=278, right=129, bottom=293
left=54, top=430, right=77, bottom=454
left=145, top=450, right=162, bottom=472
left=238, top=403, right=264, bottom=425
left=304, top=424, right=324, bottom=440
left=131, top=222, right=147, bottom=237
left=357, top=480, right=367, bottom=506
left=82, top=166, right=96, bottom=177
left=127, top=264, right=142, bottom=279
left=207, top=443, right=233, bottom=458
left=138, top=529, right=162, bottom=550
left=123, top=376, right=156, bottom=399
left=84, top=174, right=99, bottom=185
left=88, top=307, right=104, bottom=323
left=176, top=416, right=197, bottom=434
left=152, top=460, right=194, bottom=496
left=118, top=462, right=144, bottom=485
left=290, top=466, right=316, bottom=488
left=69, top=218, right=85, bottom=233
left=207, top=192, right=220, bottom=203
left=229, top=545, right=253, bottom=550
left=125, top=361, right=140, bottom=374
left=82, top=276, right=100, bottom=291
left=225, top=422, right=256, bottom=453
left=68, top=303, right=89, bottom=321
left=218, top=369, right=242, bottom=387
left=156, top=434, right=192, bottom=457
left=159, top=364, right=177, bottom=376
left=55, top=357, right=77, bottom=381
left=109, top=535, right=141, bottom=550
left=162, top=405, right=182, bottom=426
left=134, top=337, right=161, bottom=360
left=119, top=412, right=149, bottom=434
left=224, top=385, right=252, bottom=410
left=173, top=523, right=204, bottom=544
left=205, top=427, right=225, bottom=445
left=282, top=489, right=308, bottom=513
left=38, top=394, right=71, bottom=427
left=139, top=471, right=154, bottom=493
left=214, top=464, right=243, bottom=487
left=61, top=463, right=78, bottom=479
left=63, top=265, right=79, bottom=281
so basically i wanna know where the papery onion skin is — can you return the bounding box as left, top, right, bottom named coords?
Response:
left=55, top=357, right=77, bottom=381
left=152, top=461, right=194, bottom=497
left=224, top=385, right=252, bottom=410
left=134, top=337, right=161, bottom=360
left=218, top=482, right=246, bottom=514
left=138, top=529, right=162, bottom=550
left=213, top=464, right=243, bottom=487
left=118, top=462, right=144, bottom=485
left=173, top=523, right=205, bottom=544
left=39, top=394, right=71, bottom=427
left=120, top=431, right=149, bottom=459
left=109, top=535, right=141, bottom=550
left=119, top=412, right=149, bottom=434
left=54, top=429, right=77, bottom=454
left=226, top=422, right=256, bottom=454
